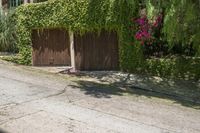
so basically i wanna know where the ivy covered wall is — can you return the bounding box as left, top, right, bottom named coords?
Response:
left=14, top=0, right=140, bottom=68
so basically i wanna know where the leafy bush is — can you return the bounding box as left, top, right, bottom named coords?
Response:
left=133, top=14, right=168, bottom=57
left=0, top=10, right=17, bottom=52
left=145, top=56, right=200, bottom=80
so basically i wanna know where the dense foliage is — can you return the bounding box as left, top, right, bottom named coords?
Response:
left=133, top=13, right=166, bottom=57
left=14, top=0, right=139, bottom=65
left=145, top=0, right=200, bottom=55
left=145, top=57, right=200, bottom=80
left=11, top=0, right=200, bottom=79
left=0, top=10, right=17, bottom=52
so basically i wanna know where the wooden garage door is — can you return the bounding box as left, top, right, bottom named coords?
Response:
left=74, top=30, right=119, bottom=70
left=32, top=29, right=71, bottom=66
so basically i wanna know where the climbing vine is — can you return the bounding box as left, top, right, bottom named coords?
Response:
left=14, top=0, right=139, bottom=65
left=13, top=0, right=200, bottom=79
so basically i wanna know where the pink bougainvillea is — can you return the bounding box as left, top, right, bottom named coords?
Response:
left=131, top=13, right=167, bottom=56
left=133, top=14, right=163, bottom=46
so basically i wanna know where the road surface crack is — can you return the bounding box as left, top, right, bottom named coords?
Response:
left=0, top=110, right=43, bottom=126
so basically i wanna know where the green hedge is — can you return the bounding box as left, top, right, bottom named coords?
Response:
left=144, top=57, right=200, bottom=80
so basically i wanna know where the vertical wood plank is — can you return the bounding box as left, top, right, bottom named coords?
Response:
left=74, top=30, right=119, bottom=71
left=32, top=29, right=71, bottom=66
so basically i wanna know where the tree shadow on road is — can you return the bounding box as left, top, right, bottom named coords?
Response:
left=69, top=73, right=200, bottom=110
left=70, top=80, right=125, bottom=98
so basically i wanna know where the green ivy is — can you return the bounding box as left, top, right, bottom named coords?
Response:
left=145, top=57, right=200, bottom=80
left=13, top=0, right=200, bottom=80
left=14, top=0, right=140, bottom=67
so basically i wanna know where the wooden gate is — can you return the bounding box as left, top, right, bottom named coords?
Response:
left=32, top=29, right=71, bottom=66
left=74, top=30, right=119, bottom=70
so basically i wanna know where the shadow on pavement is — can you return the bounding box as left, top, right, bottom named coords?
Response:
left=70, top=72, right=200, bottom=110
left=0, top=129, right=8, bottom=133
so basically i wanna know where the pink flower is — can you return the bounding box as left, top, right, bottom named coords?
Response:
left=132, top=14, right=163, bottom=46
left=135, top=32, right=142, bottom=40
left=135, top=17, right=147, bottom=25
left=142, top=31, right=150, bottom=38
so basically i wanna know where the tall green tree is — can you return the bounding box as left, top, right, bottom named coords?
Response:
left=145, top=0, right=200, bottom=55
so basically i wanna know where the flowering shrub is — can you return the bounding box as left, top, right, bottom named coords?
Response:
left=134, top=16, right=151, bottom=44
left=132, top=14, right=166, bottom=57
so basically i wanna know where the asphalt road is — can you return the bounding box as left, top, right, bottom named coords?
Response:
left=0, top=60, right=200, bottom=133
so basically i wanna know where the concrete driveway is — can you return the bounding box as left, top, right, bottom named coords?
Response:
left=0, top=60, right=200, bottom=133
